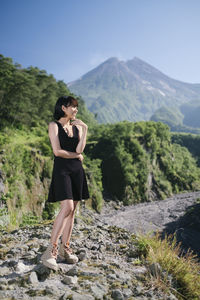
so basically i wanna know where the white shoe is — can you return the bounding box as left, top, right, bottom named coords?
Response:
left=41, top=243, right=58, bottom=271
left=59, top=243, right=78, bottom=264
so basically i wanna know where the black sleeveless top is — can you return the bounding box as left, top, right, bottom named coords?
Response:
left=55, top=121, right=79, bottom=153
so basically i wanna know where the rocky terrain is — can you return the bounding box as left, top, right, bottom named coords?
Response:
left=0, top=204, right=181, bottom=300
left=101, top=191, right=200, bottom=259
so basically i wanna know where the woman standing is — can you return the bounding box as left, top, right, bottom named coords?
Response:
left=41, top=96, right=90, bottom=270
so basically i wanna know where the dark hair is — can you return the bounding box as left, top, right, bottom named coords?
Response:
left=53, top=96, right=78, bottom=120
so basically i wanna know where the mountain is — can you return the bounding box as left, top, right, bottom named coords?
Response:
left=151, top=99, right=200, bottom=133
left=68, top=57, right=200, bottom=124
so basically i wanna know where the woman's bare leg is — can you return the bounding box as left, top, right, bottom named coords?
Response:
left=61, top=201, right=79, bottom=246
left=50, top=199, right=74, bottom=245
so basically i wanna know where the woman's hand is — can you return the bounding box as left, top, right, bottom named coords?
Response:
left=71, top=118, right=88, bottom=129
left=78, top=153, right=84, bottom=162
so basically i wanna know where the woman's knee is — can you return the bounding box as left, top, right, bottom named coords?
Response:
left=60, top=199, right=74, bottom=217
left=68, top=201, right=78, bottom=217
left=71, top=201, right=79, bottom=215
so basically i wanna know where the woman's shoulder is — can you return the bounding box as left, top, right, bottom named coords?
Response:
left=48, top=121, right=60, bottom=132
left=49, top=121, right=59, bottom=127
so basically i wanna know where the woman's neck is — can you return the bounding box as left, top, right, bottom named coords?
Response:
left=58, top=117, right=71, bottom=127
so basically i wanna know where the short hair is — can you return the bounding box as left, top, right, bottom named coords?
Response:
left=53, top=96, right=78, bottom=120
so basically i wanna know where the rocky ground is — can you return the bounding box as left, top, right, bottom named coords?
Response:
left=0, top=204, right=180, bottom=300
left=101, top=191, right=200, bottom=258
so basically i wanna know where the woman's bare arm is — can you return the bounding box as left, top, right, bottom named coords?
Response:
left=48, top=122, right=81, bottom=159
left=75, top=125, right=88, bottom=154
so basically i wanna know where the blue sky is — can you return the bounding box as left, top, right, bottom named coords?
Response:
left=1, top=0, right=200, bottom=83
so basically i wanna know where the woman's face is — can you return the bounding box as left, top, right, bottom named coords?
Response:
left=62, top=104, right=78, bottom=119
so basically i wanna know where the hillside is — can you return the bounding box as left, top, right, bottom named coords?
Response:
left=86, top=121, right=200, bottom=204
left=0, top=54, right=97, bottom=129
left=68, top=57, right=200, bottom=124
left=151, top=99, right=200, bottom=133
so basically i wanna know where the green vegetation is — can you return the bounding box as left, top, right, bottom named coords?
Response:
left=171, top=132, right=200, bottom=166
left=136, top=232, right=200, bottom=300
left=151, top=102, right=200, bottom=134
left=0, top=54, right=102, bottom=227
left=150, top=106, right=184, bottom=127
left=0, top=126, right=103, bottom=228
left=0, top=127, right=52, bottom=228
left=1, top=53, right=200, bottom=229
left=86, top=120, right=200, bottom=204
left=180, top=100, right=200, bottom=128
left=0, top=54, right=97, bottom=129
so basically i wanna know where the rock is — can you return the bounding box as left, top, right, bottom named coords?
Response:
left=134, top=284, right=144, bottom=296
left=111, top=289, right=124, bottom=300
left=90, top=284, right=107, bottom=299
left=6, top=259, right=18, bottom=267
left=77, top=261, right=87, bottom=268
left=76, top=248, right=86, bottom=254
left=7, top=272, right=23, bottom=285
left=149, top=262, right=162, bottom=277
left=28, top=271, right=38, bottom=284
left=34, top=263, right=51, bottom=280
left=97, top=262, right=110, bottom=270
left=0, top=266, right=10, bottom=276
left=109, top=259, right=121, bottom=268
left=0, top=283, right=7, bottom=291
left=15, top=261, right=31, bottom=273
left=98, top=244, right=106, bottom=252
left=66, top=265, right=79, bottom=276
left=106, top=242, right=116, bottom=251
left=116, top=270, right=131, bottom=282
left=91, top=253, right=99, bottom=260
left=62, top=275, right=78, bottom=285
left=79, top=269, right=100, bottom=277
left=62, top=291, right=95, bottom=300
left=78, top=251, right=87, bottom=261
left=122, top=288, right=133, bottom=298
left=91, top=243, right=99, bottom=250
left=0, top=278, right=8, bottom=291
left=127, top=245, right=138, bottom=258
left=107, top=273, right=117, bottom=280
left=132, top=266, right=148, bottom=278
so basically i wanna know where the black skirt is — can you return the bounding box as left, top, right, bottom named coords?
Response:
left=47, top=156, right=90, bottom=202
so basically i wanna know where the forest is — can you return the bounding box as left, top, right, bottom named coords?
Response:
left=1, top=54, right=200, bottom=228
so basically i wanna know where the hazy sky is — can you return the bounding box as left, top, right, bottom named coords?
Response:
left=1, top=0, right=200, bottom=84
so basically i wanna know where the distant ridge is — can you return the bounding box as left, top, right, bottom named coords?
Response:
left=68, top=57, right=200, bottom=124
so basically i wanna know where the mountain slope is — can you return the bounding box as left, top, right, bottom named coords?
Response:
left=151, top=99, right=200, bottom=133
left=68, top=57, right=200, bottom=123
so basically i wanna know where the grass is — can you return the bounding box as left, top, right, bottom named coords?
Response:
left=136, top=231, right=200, bottom=300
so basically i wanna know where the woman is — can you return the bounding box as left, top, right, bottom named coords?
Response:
left=41, top=96, right=90, bottom=271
